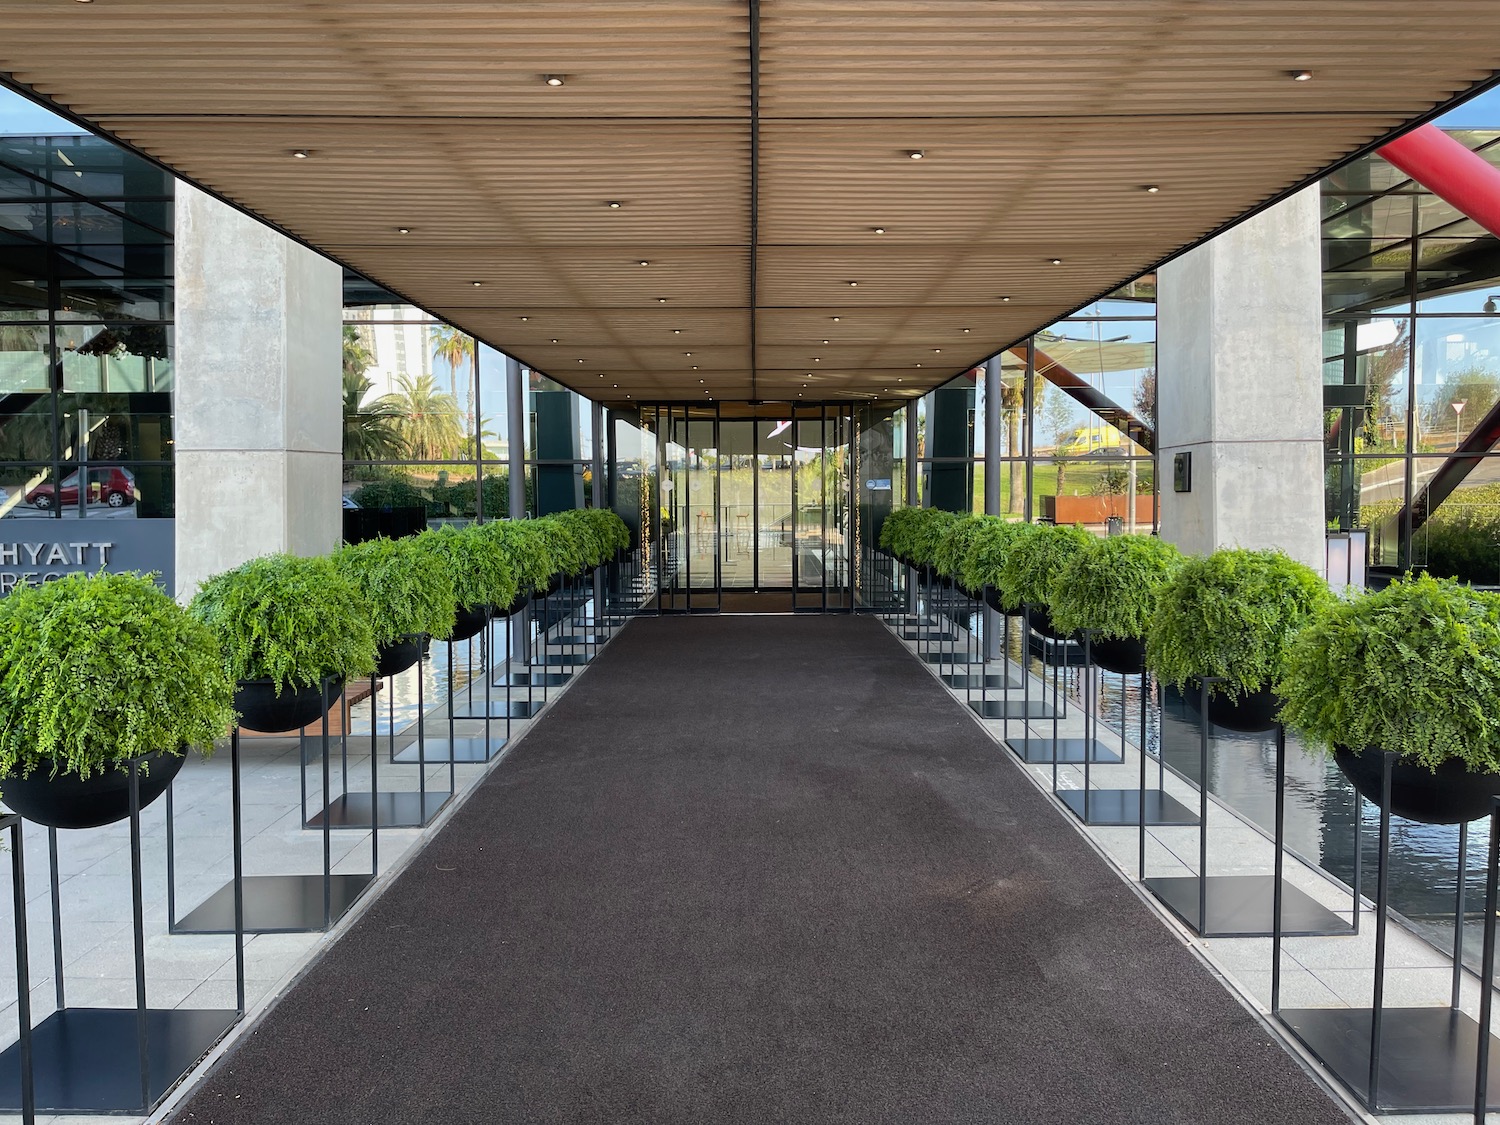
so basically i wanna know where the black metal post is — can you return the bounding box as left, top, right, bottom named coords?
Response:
left=128, top=761, right=149, bottom=1112
left=11, top=818, right=34, bottom=1125
left=230, top=728, right=245, bottom=1015
left=1271, top=723, right=1286, bottom=1013
left=1368, top=751, right=1395, bottom=1109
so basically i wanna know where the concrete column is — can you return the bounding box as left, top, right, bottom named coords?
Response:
left=1156, top=186, right=1326, bottom=574
left=173, top=183, right=342, bottom=602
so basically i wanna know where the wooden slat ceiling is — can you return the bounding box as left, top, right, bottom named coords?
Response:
left=5, top=0, right=1500, bottom=405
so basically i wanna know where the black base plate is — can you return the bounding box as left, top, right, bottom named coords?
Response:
left=550, top=634, right=602, bottom=645
left=306, top=791, right=451, bottom=829
left=1281, top=1006, right=1500, bottom=1113
left=0, top=1007, right=238, bottom=1113
left=452, top=699, right=545, bottom=719
left=941, top=672, right=1022, bottom=690
left=1059, top=788, right=1200, bottom=826
left=1005, top=737, right=1122, bottom=764
left=901, top=630, right=957, bottom=641
left=1143, top=874, right=1352, bottom=938
left=531, top=653, right=591, bottom=667
left=393, top=737, right=507, bottom=763
left=173, top=872, right=376, bottom=934
left=922, top=652, right=976, bottom=665
left=968, top=699, right=1056, bottom=720
left=498, top=671, right=571, bottom=687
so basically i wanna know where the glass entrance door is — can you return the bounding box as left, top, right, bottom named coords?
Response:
left=644, top=403, right=855, bottom=612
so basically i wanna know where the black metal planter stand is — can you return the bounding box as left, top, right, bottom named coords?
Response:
left=171, top=677, right=375, bottom=935
left=414, top=620, right=514, bottom=764
left=1142, top=679, right=1354, bottom=937
left=1056, top=631, right=1199, bottom=827
left=970, top=596, right=1055, bottom=725
left=1002, top=612, right=1115, bottom=766
left=0, top=771, right=239, bottom=1115
left=308, top=647, right=452, bottom=830
left=1278, top=763, right=1500, bottom=1118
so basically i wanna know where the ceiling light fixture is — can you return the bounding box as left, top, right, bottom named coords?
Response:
left=1143, top=185, right=1160, bottom=194
left=1000, top=296, right=1011, bottom=302
left=962, top=328, right=970, bottom=333
left=543, top=74, right=565, bottom=86
left=907, top=150, right=925, bottom=160
left=471, top=281, right=482, bottom=287
left=872, top=227, right=886, bottom=234
left=916, top=363, right=923, bottom=367
left=1051, top=258, right=1063, bottom=266
left=848, top=281, right=859, bottom=287
left=291, top=149, right=310, bottom=159
left=684, top=352, right=692, bottom=356
left=934, top=348, right=941, bottom=353
left=396, top=227, right=411, bottom=234
left=1291, top=70, right=1313, bottom=81
left=673, top=329, right=682, bottom=334
left=639, top=260, right=650, bottom=267
left=657, top=297, right=668, bottom=303
left=831, top=316, right=840, bottom=322
left=606, top=201, right=622, bottom=208
left=551, top=339, right=558, bottom=343
left=519, top=316, right=528, bottom=321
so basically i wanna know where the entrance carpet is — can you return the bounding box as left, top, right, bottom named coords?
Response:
left=170, top=617, right=1351, bottom=1125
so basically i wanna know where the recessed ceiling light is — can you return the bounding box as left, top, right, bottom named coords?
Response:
left=606, top=200, right=622, bottom=208
left=692, top=365, right=698, bottom=370
left=291, top=149, right=310, bottom=159
left=684, top=352, right=692, bottom=356
left=396, top=227, right=411, bottom=234
left=848, top=281, right=858, bottom=287
left=831, top=316, right=840, bottom=322
left=471, top=281, right=482, bottom=287
left=1143, top=185, right=1160, bottom=194
left=519, top=316, right=528, bottom=321
left=1000, top=296, right=1011, bottom=302
left=613, top=383, right=618, bottom=387
left=822, top=339, right=829, bottom=344
left=934, top=348, right=941, bottom=353
left=813, top=357, right=821, bottom=362
left=897, top=378, right=903, bottom=382
left=1291, top=70, right=1313, bottom=81
left=699, top=379, right=704, bottom=383
left=657, top=297, right=668, bottom=303
left=639, top=260, right=650, bottom=267
left=578, top=358, right=584, bottom=363
left=1050, top=258, right=1063, bottom=266
left=907, top=150, right=925, bottom=160
left=673, top=329, right=682, bottom=334
left=916, top=363, right=922, bottom=367
left=962, top=328, right=970, bottom=333
left=543, top=74, right=565, bottom=86
left=551, top=338, right=558, bottom=343
left=872, top=227, right=886, bottom=234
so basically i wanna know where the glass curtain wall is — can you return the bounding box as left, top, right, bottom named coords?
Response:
left=341, top=283, right=598, bottom=522
left=0, top=89, right=175, bottom=523
left=1322, top=115, right=1500, bottom=584
left=911, top=279, right=1158, bottom=535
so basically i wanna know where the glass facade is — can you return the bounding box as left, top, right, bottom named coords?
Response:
left=911, top=278, right=1157, bottom=535
left=0, top=89, right=175, bottom=522
left=1323, top=117, right=1500, bottom=584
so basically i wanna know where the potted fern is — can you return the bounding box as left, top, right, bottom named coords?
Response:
left=411, top=524, right=518, bottom=641
left=1278, top=573, right=1500, bottom=824
left=960, top=516, right=1026, bottom=614
left=476, top=519, right=548, bottom=616
left=534, top=516, right=587, bottom=595
left=190, top=554, right=379, bottom=733
left=332, top=536, right=458, bottom=677
left=0, top=572, right=236, bottom=828
left=1050, top=534, right=1182, bottom=675
left=1147, top=547, right=1332, bottom=733
left=932, top=514, right=988, bottom=596
left=997, top=522, right=1094, bottom=639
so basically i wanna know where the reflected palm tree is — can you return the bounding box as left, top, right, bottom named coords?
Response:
left=430, top=325, right=475, bottom=424
left=343, top=368, right=407, bottom=462
left=387, top=372, right=464, bottom=460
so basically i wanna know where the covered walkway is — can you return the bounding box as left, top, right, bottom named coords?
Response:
left=170, top=617, right=1348, bottom=1124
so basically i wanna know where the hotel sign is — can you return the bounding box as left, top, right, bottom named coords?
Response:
left=0, top=520, right=174, bottom=593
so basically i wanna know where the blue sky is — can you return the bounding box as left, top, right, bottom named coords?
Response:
left=0, top=86, right=86, bottom=135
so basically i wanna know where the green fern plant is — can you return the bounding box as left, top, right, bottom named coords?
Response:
left=903, top=509, right=962, bottom=567
left=0, top=572, right=235, bottom=780
left=1050, top=534, right=1183, bottom=640
left=958, top=516, right=1026, bottom=605
left=1147, top=548, right=1333, bottom=702
left=1278, top=573, right=1500, bottom=772
left=476, top=519, right=553, bottom=596
left=332, top=536, right=458, bottom=644
left=996, top=523, right=1094, bottom=609
left=932, top=514, right=989, bottom=587
left=535, top=515, right=587, bottom=577
left=411, top=524, right=519, bottom=612
left=189, top=554, right=378, bottom=692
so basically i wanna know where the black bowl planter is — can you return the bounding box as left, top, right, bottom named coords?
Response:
left=541, top=573, right=565, bottom=598
left=982, top=587, right=1012, bottom=615
left=1091, top=635, right=1147, bottom=676
left=4, top=749, right=187, bottom=830
left=235, top=677, right=344, bottom=733
left=1334, top=746, right=1500, bottom=826
left=443, top=604, right=490, bottom=643
left=1185, top=680, right=1280, bottom=734
left=1024, top=603, right=1071, bottom=641
left=491, top=592, right=531, bottom=619
left=376, top=637, right=423, bottom=678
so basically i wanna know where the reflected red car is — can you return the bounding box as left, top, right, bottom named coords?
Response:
left=26, top=467, right=136, bottom=510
